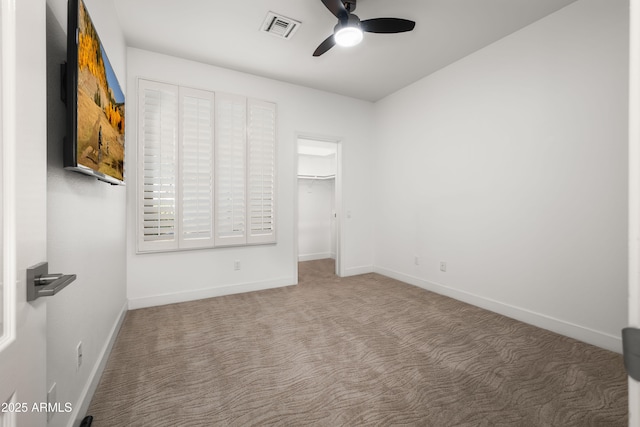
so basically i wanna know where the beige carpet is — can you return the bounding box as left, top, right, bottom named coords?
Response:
left=87, top=259, right=627, bottom=426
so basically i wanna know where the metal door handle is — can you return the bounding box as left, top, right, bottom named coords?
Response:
left=27, top=262, right=77, bottom=301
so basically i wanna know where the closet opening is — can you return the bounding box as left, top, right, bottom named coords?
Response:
left=295, top=136, right=341, bottom=280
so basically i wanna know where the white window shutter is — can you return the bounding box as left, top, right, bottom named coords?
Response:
left=179, top=88, right=215, bottom=248
left=138, top=79, right=179, bottom=252
left=215, top=93, right=247, bottom=246
left=137, top=80, right=277, bottom=252
left=247, top=100, right=276, bottom=244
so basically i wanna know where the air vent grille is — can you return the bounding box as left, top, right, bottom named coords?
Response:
left=261, top=12, right=301, bottom=39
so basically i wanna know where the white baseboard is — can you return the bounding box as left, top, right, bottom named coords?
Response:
left=373, top=266, right=622, bottom=354
left=343, top=265, right=374, bottom=277
left=128, top=276, right=295, bottom=310
left=298, top=252, right=334, bottom=262
left=70, top=301, right=128, bottom=427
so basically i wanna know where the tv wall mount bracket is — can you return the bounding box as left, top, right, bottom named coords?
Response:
left=27, top=262, right=76, bottom=302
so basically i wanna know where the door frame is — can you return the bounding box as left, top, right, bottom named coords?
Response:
left=293, top=133, right=343, bottom=281
left=0, top=0, right=49, bottom=424
left=0, top=0, right=16, bottom=354
left=628, top=0, right=640, bottom=424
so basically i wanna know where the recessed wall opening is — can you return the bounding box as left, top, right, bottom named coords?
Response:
left=295, top=136, right=341, bottom=279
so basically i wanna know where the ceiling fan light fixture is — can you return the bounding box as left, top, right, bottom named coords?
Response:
left=313, top=0, right=415, bottom=57
left=334, top=26, right=363, bottom=47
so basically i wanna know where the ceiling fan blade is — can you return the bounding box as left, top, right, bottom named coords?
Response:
left=361, top=18, right=416, bottom=34
left=321, top=0, right=349, bottom=21
left=313, top=34, right=336, bottom=57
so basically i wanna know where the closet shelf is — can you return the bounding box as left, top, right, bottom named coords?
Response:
left=297, top=174, right=335, bottom=180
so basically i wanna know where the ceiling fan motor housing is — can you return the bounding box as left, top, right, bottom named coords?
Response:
left=334, top=14, right=361, bottom=33
left=343, top=0, right=357, bottom=12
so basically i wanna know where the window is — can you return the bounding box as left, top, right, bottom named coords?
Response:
left=137, top=79, right=276, bottom=252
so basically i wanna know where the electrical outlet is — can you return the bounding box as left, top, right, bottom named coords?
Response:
left=47, top=383, right=56, bottom=422
left=76, top=342, right=83, bottom=371
left=234, top=260, right=240, bottom=271
left=440, top=262, right=447, bottom=272
left=414, top=256, right=420, bottom=266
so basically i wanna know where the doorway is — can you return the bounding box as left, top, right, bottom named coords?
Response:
left=295, top=136, right=341, bottom=279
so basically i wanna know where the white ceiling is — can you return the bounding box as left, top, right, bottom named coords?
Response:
left=113, top=0, right=578, bottom=102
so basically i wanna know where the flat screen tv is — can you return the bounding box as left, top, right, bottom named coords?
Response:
left=64, top=0, right=125, bottom=185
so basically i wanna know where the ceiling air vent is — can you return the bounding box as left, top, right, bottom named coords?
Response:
left=261, top=12, right=301, bottom=40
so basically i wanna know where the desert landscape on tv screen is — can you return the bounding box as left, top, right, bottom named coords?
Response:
left=76, top=0, right=125, bottom=181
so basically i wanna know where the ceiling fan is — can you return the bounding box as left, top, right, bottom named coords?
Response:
left=313, top=0, right=416, bottom=57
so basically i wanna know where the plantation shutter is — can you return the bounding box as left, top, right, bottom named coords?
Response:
left=137, top=79, right=277, bottom=252
left=215, top=93, right=247, bottom=246
left=247, top=100, right=276, bottom=244
left=138, top=79, right=179, bottom=252
left=179, top=88, right=214, bottom=248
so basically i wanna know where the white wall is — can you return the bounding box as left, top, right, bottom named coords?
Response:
left=298, top=153, right=336, bottom=261
left=298, top=178, right=335, bottom=261
left=373, top=0, right=628, bottom=352
left=46, top=1, right=127, bottom=426
left=126, top=48, right=375, bottom=308
left=298, top=154, right=336, bottom=177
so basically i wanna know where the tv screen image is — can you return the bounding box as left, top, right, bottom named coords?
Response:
left=66, top=0, right=125, bottom=184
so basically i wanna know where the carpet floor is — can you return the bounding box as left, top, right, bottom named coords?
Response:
left=87, top=259, right=628, bottom=426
